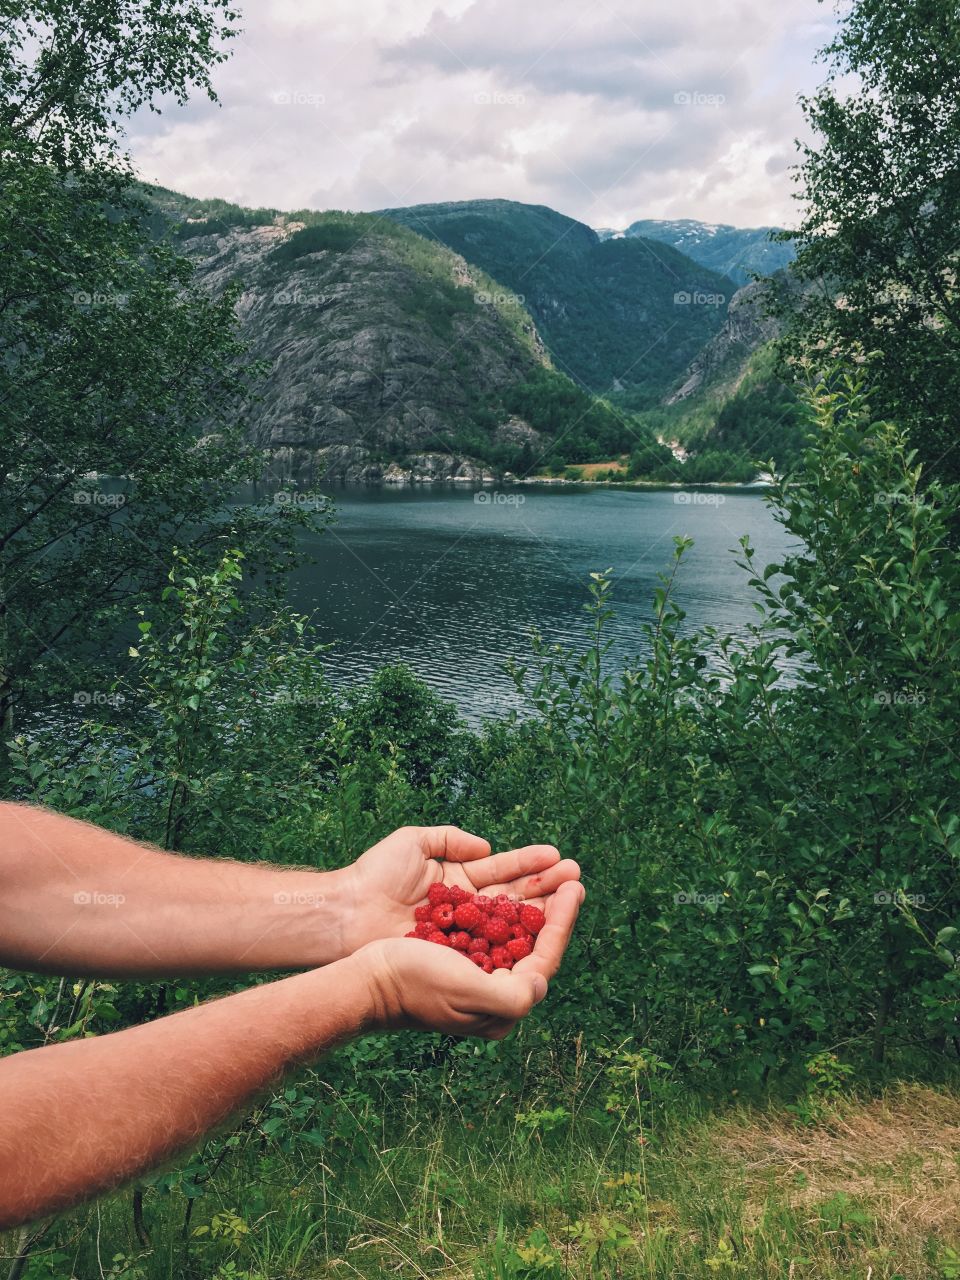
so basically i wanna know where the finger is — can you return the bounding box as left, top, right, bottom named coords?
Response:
left=513, top=881, right=585, bottom=983
left=481, top=858, right=582, bottom=902
left=417, top=825, right=491, bottom=863
left=464, top=844, right=561, bottom=890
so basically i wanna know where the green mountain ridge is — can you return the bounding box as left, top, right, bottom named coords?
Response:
left=378, top=198, right=736, bottom=406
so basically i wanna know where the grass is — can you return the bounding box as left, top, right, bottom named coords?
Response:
left=5, top=1081, right=960, bottom=1280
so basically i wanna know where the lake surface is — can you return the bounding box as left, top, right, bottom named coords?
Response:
left=287, top=486, right=794, bottom=724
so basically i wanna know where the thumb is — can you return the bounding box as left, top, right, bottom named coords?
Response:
left=418, top=825, right=491, bottom=863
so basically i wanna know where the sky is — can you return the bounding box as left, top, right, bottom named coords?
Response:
left=128, top=0, right=838, bottom=232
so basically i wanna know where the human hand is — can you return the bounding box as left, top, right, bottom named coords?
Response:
left=340, top=825, right=581, bottom=956
left=353, top=879, right=584, bottom=1039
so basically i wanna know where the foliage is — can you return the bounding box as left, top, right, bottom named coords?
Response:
left=0, top=3, right=326, bottom=747
left=779, top=0, right=960, bottom=481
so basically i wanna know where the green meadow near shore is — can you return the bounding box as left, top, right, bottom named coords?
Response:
left=10, top=1080, right=960, bottom=1280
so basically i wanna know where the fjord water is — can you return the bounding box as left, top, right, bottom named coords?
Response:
left=291, top=486, right=793, bottom=725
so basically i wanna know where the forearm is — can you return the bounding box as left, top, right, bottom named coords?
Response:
left=0, top=956, right=373, bottom=1228
left=0, top=803, right=353, bottom=976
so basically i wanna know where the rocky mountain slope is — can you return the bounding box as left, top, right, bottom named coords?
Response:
left=667, top=279, right=783, bottom=404
left=379, top=199, right=735, bottom=405
left=598, top=218, right=795, bottom=287
left=149, top=189, right=641, bottom=482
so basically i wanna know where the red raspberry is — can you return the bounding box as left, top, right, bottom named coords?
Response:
left=453, top=903, right=483, bottom=932
left=518, top=904, right=546, bottom=934
left=509, top=923, right=531, bottom=941
left=414, top=904, right=434, bottom=923
left=472, top=894, right=496, bottom=914
left=414, top=922, right=435, bottom=939
left=430, top=903, right=455, bottom=930
left=506, top=935, right=533, bottom=961
left=484, top=915, right=511, bottom=945
left=448, top=885, right=471, bottom=906
left=450, top=931, right=473, bottom=952
left=494, top=895, right=520, bottom=925
left=470, top=952, right=495, bottom=973
left=428, top=930, right=451, bottom=946
left=490, top=946, right=514, bottom=970
left=404, top=930, right=419, bottom=938
left=468, top=935, right=490, bottom=954
left=427, top=883, right=452, bottom=906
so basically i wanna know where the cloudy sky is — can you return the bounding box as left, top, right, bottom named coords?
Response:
left=128, top=0, right=836, bottom=231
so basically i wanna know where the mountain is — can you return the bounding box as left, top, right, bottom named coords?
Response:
left=598, top=219, right=795, bottom=288
left=378, top=199, right=735, bottom=404
left=636, top=273, right=808, bottom=473
left=145, top=188, right=647, bottom=481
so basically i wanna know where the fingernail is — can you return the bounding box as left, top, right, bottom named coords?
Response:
left=532, top=975, right=548, bottom=1004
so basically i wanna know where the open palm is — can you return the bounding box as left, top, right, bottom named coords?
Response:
left=342, top=825, right=581, bottom=953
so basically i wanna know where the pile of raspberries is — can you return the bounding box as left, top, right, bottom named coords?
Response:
left=406, top=882, right=546, bottom=971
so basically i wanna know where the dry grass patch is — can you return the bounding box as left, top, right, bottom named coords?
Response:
left=710, top=1084, right=960, bottom=1238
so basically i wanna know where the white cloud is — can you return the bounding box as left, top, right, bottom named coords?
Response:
left=127, top=0, right=834, bottom=229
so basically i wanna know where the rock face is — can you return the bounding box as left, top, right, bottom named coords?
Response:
left=175, top=216, right=550, bottom=483
left=666, top=280, right=783, bottom=405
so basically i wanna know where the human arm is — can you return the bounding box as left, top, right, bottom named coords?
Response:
left=0, top=804, right=579, bottom=977
left=0, top=881, right=583, bottom=1229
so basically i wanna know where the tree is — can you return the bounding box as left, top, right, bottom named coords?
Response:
left=778, top=0, right=960, bottom=481
left=0, top=3, right=323, bottom=738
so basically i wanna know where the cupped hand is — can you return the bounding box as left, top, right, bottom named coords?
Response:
left=356, top=879, right=584, bottom=1039
left=341, top=825, right=581, bottom=955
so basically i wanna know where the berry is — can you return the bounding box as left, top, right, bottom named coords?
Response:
left=414, top=921, right=435, bottom=939
left=470, top=952, right=495, bottom=973
left=483, top=915, right=511, bottom=946
left=506, top=935, right=533, bottom=961
left=427, top=883, right=452, bottom=906
left=404, top=930, right=419, bottom=938
left=468, top=935, right=490, bottom=954
left=472, top=894, right=496, bottom=914
left=414, top=904, right=434, bottom=923
left=428, top=930, right=451, bottom=946
left=519, top=904, right=546, bottom=934
left=450, top=931, right=473, bottom=952
left=453, top=903, right=483, bottom=932
left=509, top=923, right=531, bottom=941
left=448, top=885, right=471, bottom=906
left=430, top=903, right=455, bottom=930
left=490, top=946, right=514, bottom=970
left=494, top=895, right=520, bottom=925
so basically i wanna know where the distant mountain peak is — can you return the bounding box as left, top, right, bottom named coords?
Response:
left=596, top=217, right=795, bottom=287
